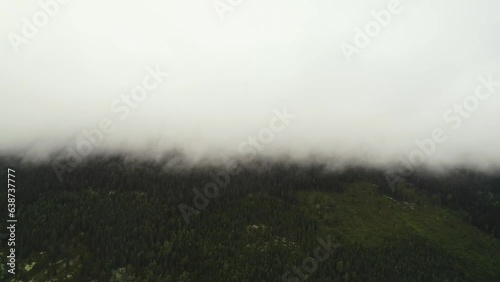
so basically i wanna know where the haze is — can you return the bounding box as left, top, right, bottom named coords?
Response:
left=1, top=0, right=500, bottom=171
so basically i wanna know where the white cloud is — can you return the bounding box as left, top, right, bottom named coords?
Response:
left=1, top=0, right=500, bottom=170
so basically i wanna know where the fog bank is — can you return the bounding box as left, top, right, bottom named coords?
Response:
left=1, top=0, right=500, bottom=171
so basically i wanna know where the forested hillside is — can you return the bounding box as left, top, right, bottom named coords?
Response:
left=0, top=157, right=499, bottom=281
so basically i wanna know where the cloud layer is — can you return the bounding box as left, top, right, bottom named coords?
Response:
left=1, top=0, right=500, bottom=171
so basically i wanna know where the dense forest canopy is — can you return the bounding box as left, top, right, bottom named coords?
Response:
left=1, top=156, right=499, bottom=281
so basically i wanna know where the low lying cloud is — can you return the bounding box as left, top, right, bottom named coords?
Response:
left=1, top=0, right=500, bottom=172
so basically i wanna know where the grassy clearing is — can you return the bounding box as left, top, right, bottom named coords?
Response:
left=297, top=182, right=500, bottom=280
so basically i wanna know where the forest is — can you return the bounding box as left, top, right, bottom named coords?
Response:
left=0, top=156, right=499, bottom=281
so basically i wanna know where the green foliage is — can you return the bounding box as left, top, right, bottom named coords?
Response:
left=0, top=158, right=499, bottom=281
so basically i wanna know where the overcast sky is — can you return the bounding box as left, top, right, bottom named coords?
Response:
left=1, top=0, right=500, bottom=171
